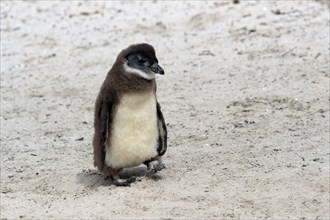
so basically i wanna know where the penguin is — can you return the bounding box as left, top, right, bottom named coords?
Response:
left=93, top=43, right=167, bottom=186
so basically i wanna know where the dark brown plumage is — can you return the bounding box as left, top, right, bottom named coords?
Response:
left=93, top=43, right=167, bottom=186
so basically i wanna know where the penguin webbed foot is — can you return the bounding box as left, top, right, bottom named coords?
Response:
left=147, top=160, right=166, bottom=175
left=111, top=175, right=140, bottom=187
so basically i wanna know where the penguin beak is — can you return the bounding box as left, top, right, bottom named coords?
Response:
left=150, top=63, right=165, bottom=75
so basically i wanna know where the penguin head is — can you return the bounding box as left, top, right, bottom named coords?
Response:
left=121, top=43, right=164, bottom=80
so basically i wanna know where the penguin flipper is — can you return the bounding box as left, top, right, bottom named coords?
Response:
left=93, top=93, right=113, bottom=172
left=156, top=102, right=167, bottom=156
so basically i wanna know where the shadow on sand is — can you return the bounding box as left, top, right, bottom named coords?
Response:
left=76, top=166, right=163, bottom=188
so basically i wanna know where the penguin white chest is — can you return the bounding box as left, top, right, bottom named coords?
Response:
left=105, top=92, right=158, bottom=168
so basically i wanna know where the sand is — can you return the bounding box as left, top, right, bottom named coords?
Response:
left=1, top=1, right=329, bottom=219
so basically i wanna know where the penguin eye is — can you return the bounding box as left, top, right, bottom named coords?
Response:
left=138, top=58, right=149, bottom=65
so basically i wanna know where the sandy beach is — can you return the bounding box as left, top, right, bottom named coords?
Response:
left=1, top=1, right=329, bottom=219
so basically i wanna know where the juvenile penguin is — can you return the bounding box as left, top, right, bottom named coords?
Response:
left=93, top=43, right=167, bottom=186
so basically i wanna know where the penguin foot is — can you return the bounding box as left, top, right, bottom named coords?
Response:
left=147, top=160, right=166, bottom=175
left=111, top=176, right=139, bottom=187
